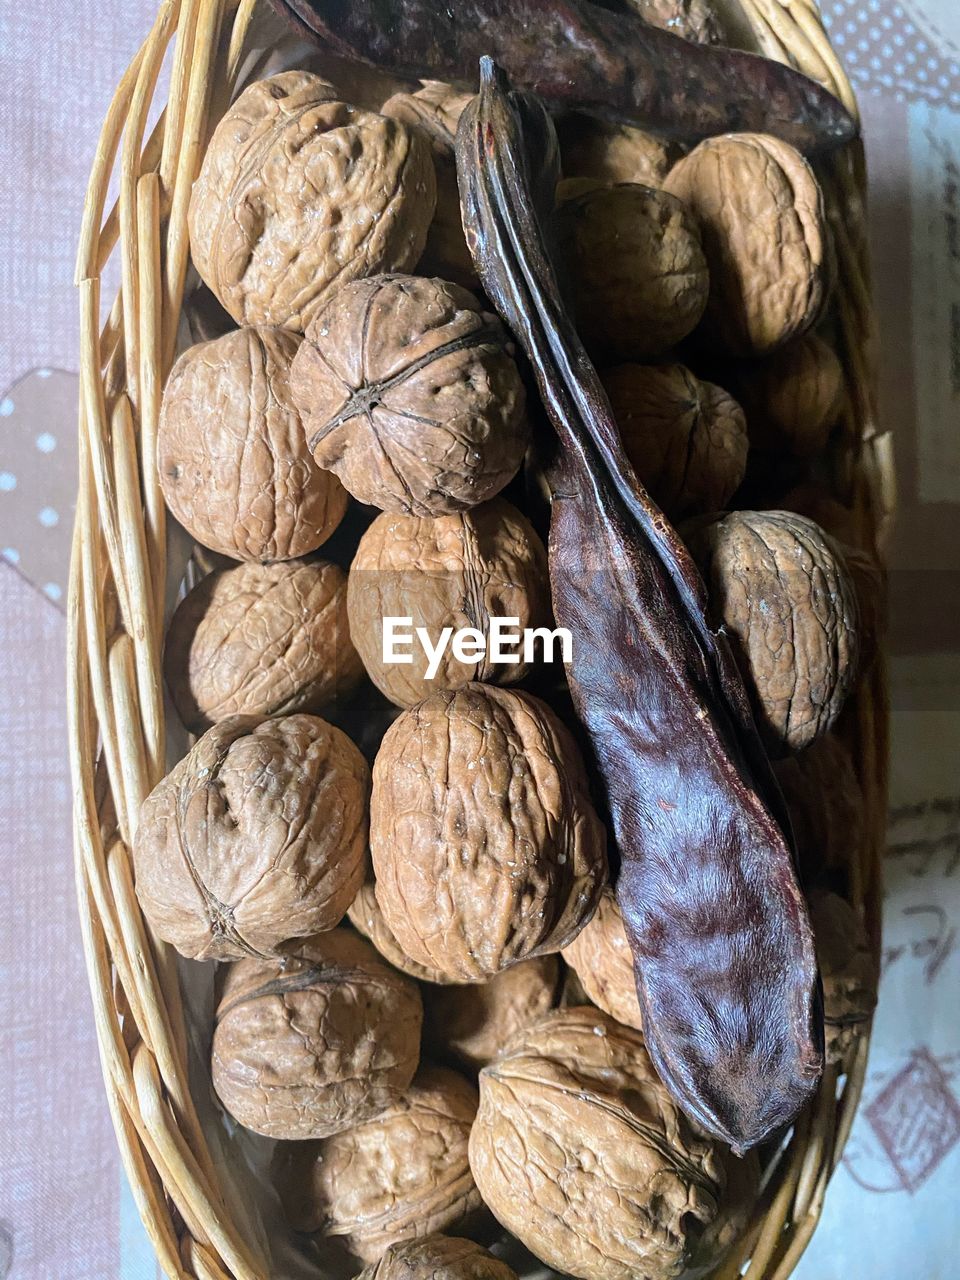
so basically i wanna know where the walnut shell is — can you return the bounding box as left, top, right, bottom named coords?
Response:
left=348, top=871, right=462, bottom=985
left=382, top=83, right=477, bottom=288
left=423, top=955, right=561, bottom=1072
left=773, top=733, right=864, bottom=883
left=732, top=333, right=844, bottom=457
left=692, top=510, right=859, bottom=753
left=212, top=929, right=421, bottom=1139
left=556, top=115, right=679, bottom=188
left=371, top=684, right=607, bottom=981
left=275, top=1066, right=480, bottom=1261
left=356, top=1235, right=518, bottom=1280
left=132, top=714, right=369, bottom=959
left=558, top=184, right=708, bottom=361
left=808, top=890, right=877, bottom=1063
left=188, top=72, right=436, bottom=331
left=664, top=133, right=829, bottom=356
left=164, top=558, right=362, bottom=733
left=469, top=1008, right=723, bottom=1280
left=561, top=888, right=642, bottom=1031
left=602, top=363, right=747, bottom=519
left=157, top=326, right=348, bottom=562
left=347, top=498, right=550, bottom=706
left=292, top=274, right=528, bottom=516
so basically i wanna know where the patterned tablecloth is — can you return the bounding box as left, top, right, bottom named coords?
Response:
left=1, top=2, right=958, bottom=1277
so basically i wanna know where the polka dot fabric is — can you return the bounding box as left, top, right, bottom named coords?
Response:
left=824, top=0, right=960, bottom=106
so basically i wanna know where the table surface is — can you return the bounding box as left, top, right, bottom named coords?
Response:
left=1, top=2, right=959, bottom=1277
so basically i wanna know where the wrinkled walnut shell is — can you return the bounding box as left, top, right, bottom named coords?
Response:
left=188, top=72, right=436, bottom=331
left=348, top=871, right=461, bottom=985
left=157, top=326, right=348, bottom=562
left=133, top=714, right=368, bottom=959
left=292, top=274, right=529, bottom=516
left=212, top=929, right=422, bottom=1139
left=423, top=955, right=561, bottom=1072
left=602, top=363, right=748, bottom=519
left=469, top=1008, right=723, bottom=1280
left=774, top=733, right=864, bottom=884
left=347, top=498, right=551, bottom=706
left=561, top=888, right=643, bottom=1031
left=691, top=510, right=859, bottom=754
left=371, top=685, right=607, bottom=981
left=665, top=133, right=829, bottom=356
left=556, top=115, right=679, bottom=188
left=808, top=890, right=877, bottom=1063
left=732, top=332, right=844, bottom=457
left=356, top=1235, right=518, bottom=1280
left=164, top=558, right=362, bottom=733
left=558, top=184, right=708, bottom=361
left=275, top=1066, right=480, bottom=1261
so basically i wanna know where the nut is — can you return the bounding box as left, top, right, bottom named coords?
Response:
left=211, top=928, right=422, bottom=1139
left=732, top=332, right=844, bottom=457
left=690, top=510, right=859, bottom=753
left=132, top=714, right=368, bottom=959
left=664, top=133, right=829, bottom=356
left=275, top=1065, right=481, bottom=1261
left=556, top=114, right=678, bottom=188
left=347, top=498, right=551, bottom=706
left=292, top=274, right=529, bottom=516
left=773, top=733, right=864, bottom=884
left=370, top=684, right=607, bottom=981
left=557, top=184, right=708, bottom=361
left=602, top=363, right=747, bottom=519
left=164, top=558, right=362, bottom=733
left=808, top=890, right=877, bottom=1063
left=561, top=888, right=642, bottom=1031
left=355, top=1235, right=518, bottom=1280
left=157, top=326, right=348, bottom=562
left=423, top=955, right=561, bottom=1072
left=348, top=871, right=461, bottom=985
left=188, top=72, right=436, bottom=330
left=469, top=1007, right=723, bottom=1280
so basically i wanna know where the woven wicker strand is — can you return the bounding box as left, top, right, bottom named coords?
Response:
left=70, top=3, right=888, bottom=1277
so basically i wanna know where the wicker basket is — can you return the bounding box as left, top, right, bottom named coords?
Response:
left=70, top=2, right=891, bottom=1277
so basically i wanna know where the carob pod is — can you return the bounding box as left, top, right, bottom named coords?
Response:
left=269, top=0, right=856, bottom=153
left=455, top=59, right=823, bottom=1153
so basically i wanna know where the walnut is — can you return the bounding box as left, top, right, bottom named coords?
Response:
left=164, top=558, right=362, bottom=733
left=808, top=890, right=877, bottom=1063
left=371, top=684, right=607, bottom=981
left=561, top=888, right=642, bottom=1031
left=188, top=72, right=436, bottom=331
left=774, top=733, right=864, bottom=884
left=690, top=510, right=859, bottom=754
left=557, top=184, right=708, bottom=361
left=347, top=498, right=551, bottom=706
left=383, top=83, right=477, bottom=288
left=602, top=363, right=747, bottom=519
left=211, top=929, right=422, bottom=1139
left=157, top=326, right=348, bottom=562
left=132, top=714, right=368, bottom=959
left=664, top=133, right=829, bottom=356
left=355, top=1235, right=518, bottom=1280
left=556, top=114, right=679, bottom=188
left=423, top=955, right=561, bottom=1072
left=348, top=871, right=461, bottom=985
left=687, top=1151, right=761, bottom=1278
left=732, top=332, right=844, bottom=457
left=469, top=1007, right=723, bottom=1280
left=291, top=275, right=529, bottom=516
left=275, top=1066, right=481, bottom=1262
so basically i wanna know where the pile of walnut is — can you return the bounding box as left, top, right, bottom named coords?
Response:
left=133, top=63, right=878, bottom=1280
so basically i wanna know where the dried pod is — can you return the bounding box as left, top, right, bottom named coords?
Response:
left=348, top=871, right=461, bottom=985
left=732, top=332, right=844, bottom=457
left=355, top=1235, right=518, bottom=1280
left=164, top=558, right=362, bottom=733
left=561, top=888, right=643, bottom=1031
left=622, top=0, right=723, bottom=43
left=664, top=133, right=829, bottom=356
left=188, top=72, right=436, bottom=330
left=133, top=714, right=368, bottom=959
left=157, top=327, right=348, bottom=562
left=808, top=890, right=877, bottom=1063
left=275, top=1066, right=481, bottom=1261
left=602, top=363, right=747, bottom=519
left=383, top=83, right=478, bottom=287
left=691, top=510, right=859, bottom=753
left=555, top=114, right=679, bottom=187
left=773, top=733, right=864, bottom=883
left=371, top=684, right=607, bottom=981
left=291, top=274, right=529, bottom=516
left=347, top=498, right=551, bottom=706
left=469, top=1007, right=723, bottom=1280
left=423, top=955, right=561, bottom=1071
left=212, top=929, right=422, bottom=1139
left=557, top=184, right=708, bottom=361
